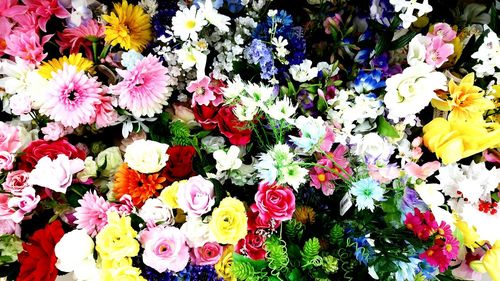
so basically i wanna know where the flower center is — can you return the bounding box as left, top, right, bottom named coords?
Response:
left=317, top=173, right=326, bottom=182
left=185, top=20, right=196, bottom=30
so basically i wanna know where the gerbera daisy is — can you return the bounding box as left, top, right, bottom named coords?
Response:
left=74, top=191, right=113, bottom=237
left=102, top=0, right=152, bottom=51
left=114, top=163, right=166, bottom=207
left=38, top=53, right=94, bottom=79
left=111, top=54, right=171, bottom=117
left=40, top=64, right=103, bottom=128
left=56, top=19, right=105, bottom=58
left=171, top=5, right=207, bottom=41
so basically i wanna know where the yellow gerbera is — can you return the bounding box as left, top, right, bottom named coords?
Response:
left=38, top=53, right=94, bottom=79
left=103, top=0, right=152, bottom=51
left=432, top=73, right=495, bottom=122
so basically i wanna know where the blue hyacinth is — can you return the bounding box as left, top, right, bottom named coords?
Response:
left=353, top=70, right=386, bottom=94
left=244, top=39, right=277, bottom=80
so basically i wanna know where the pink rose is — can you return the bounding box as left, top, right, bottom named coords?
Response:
left=191, top=242, right=223, bottom=265
left=0, top=151, right=14, bottom=171
left=28, top=154, right=85, bottom=193
left=236, top=231, right=267, bottom=260
left=3, top=170, right=31, bottom=196
left=140, top=225, right=190, bottom=273
left=0, top=194, right=14, bottom=220
left=92, top=94, right=118, bottom=128
left=251, top=182, right=295, bottom=223
left=0, top=122, right=21, bottom=154
left=41, top=122, right=73, bottom=141
left=177, top=175, right=215, bottom=217
left=9, top=187, right=40, bottom=223
left=9, top=93, right=32, bottom=116
left=0, top=219, right=21, bottom=236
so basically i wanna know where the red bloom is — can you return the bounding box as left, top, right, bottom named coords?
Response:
left=162, top=146, right=197, bottom=184
left=192, top=103, right=220, bottom=130
left=236, top=231, right=267, bottom=260
left=216, top=106, right=252, bottom=146
left=19, top=139, right=86, bottom=171
left=17, top=220, right=65, bottom=281
left=247, top=209, right=280, bottom=231
left=251, top=182, right=295, bottom=223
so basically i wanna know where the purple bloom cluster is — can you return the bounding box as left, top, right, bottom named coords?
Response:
left=141, top=263, right=223, bottom=281
left=244, top=39, right=277, bottom=80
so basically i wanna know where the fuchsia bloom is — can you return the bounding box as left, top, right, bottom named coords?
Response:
left=4, top=31, right=52, bottom=65
left=191, top=242, right=224, bottom=265
left=24, top=0, right=70, bottom=32
left=0, top=0, right=27, bottom=55
left=425, top=36, right=454, bottom=68
left=251, top=182, right=295, bottom=223
left=188, top=76, right=222, bottom=106
left=56, top=19, right=105, bottom=58
left=111, top=55, right=171, bottom=117
left=309, top=144, right=352, bottom=196
left=74, top=191, right=113, bottom=237
left=40, top=65, right=103, bottom=128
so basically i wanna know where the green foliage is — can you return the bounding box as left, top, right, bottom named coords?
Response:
left=376, top=116, right=400, bottom=138
left=301, top=237, right=321, bottom=267
left=232, top=261, right=257, bottom=280
left=0, top=235, right=22, bottom=265
left=285, top=219, right=304, bottom=241
left=322, top=255, right=339, bottom=274
left=329, top=224, right=344, bottom=245
left=169, top=120, right=193, bottom=146
left=266, top=236, right=289, bottom=274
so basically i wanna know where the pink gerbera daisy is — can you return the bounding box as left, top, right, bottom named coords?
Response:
left=40, top=64, right=103, bottom=128
left=56, top=19, right=105, bottom=58
left=74, top=190, right=113, bottom=237
left=111, top=54, right=171, bottom=117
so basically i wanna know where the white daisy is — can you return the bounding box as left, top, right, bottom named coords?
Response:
left=172, top=5, right=207, bottom=41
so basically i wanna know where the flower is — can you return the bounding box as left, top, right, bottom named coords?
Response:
left=389, top=0, right=432, bottom=29
left=162, top=146, right=197, bottom=183
left=192, top=242, right=224, bottom=266
left=193, top=103, right=220, bottom=130
left=177, top=175, right=215, bottom=217
left=213, top=145, right=242, bottom=172
left=200, top=0, right=230, bottom=32
left=41, top=122, right=73, bottom=141
left=424, top=36, right=454, bottom=68
left=432, top=73, right=495, bottom=122
left=215, top=245, right=236, bottom=281
left=139, top=225, right=190, bottom=273
left=4, top=31, right=51, bottom=65
left=251, top=182, right=295, bottom=223
left=38, top=53, right=94, bottom=79
left=236, top=231, right=267, bottom=260
left=0, top=122, right=21, bottom=154
left=101, top=258, right=145, bottom=281
left=95, top=212, right=139, bottom=261
left=159, top=180, right=186, bottom=209
left=180, top=216, right=214, bottom=248
left=138, top=198, right=174, bottom=225
left=353, top=70, right=386, bottom=94
left=19, top=138, right=86, bottom=171
left=404, top=161, right=440, bottom=180
left=74, top=191, right=113, bottom=237
left=422, top=118, right=500, bottom=164
left=384, top=62, right=447, bottom=120
left=8, top=187, right=40, bottom=223
left=103, top=0, right=152, bottom=51
left=54, top=229, right=97, bottom=280
left=289, top=115, right=327, bottom=154
left=124, top=139, right=169, bottom=174
left=121, top=50, right=144, bottom=70
left=216, top=106, right=252, bottom=146
left=113, top=163, right=167, bottom=207
left=429, top=23, right=457, bottom=42
left=263, top=96, right=296, bottom=122
left=24, top=0, right=70, bottom=32
left=40, top=64, right=103, bottom=128
left=289, top=59, right=318, bottom=82
left=56, top=19, right=105, bottom=57
left=209, top=197, right=247, bottom=245
left=2, top=170, right=31, bottom=196
left=480, top=242, right=500, bottom=281
left=17, top=220, right=65, bottom=281
left=350, top=178, right=384, bottom=211
left=28, top=154, right=85, bottom=193
left=244, top=39, right=277, bottom=80
left=111, top=55, right=171, bottom=117
left=188, top=76, right=218, bottom=106
left=96, top=146, right=123, bottom=177
left=471, top=26, right=500, bottom=78
left=171, top=5, right=207, bottom=41
left=0, top=152, right=14, bottom=172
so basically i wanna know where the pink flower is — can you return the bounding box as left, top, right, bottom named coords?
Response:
left=74, top=191, right=113, bottom=237
left=188, top=76, right=219, bottom=106
left=24, top=0, right=70, bottom=32
left=0, top=122, right=21, bottom=154
left=91, top=94, right=118, bottom=128
left=320, top=126, right=335, bottom=152
left=28, top=154, right=85, bottom=193
left=42, top=122, right=74, bottom=141
left=40, top=65, right=103, bottom=128
left=9, top=93, right=32, bottom=116
left=368, top=164, right=400, bottom=184
left=111, top=55, right=171, bottom=117
left=309, top=158, right=336, bottom=196
left=425, top=36, right=454, bottom=68
left=0, top=218, right=21, bottom=236
left=8, top=187, right=40, bottom=223
left=251, top=182, right=295, bottom=223
left=56, top=19, right=105, bottom=58
left=452, top=248, right=485, bottom=280
left=12, top=12, right=39, bottom=34
left=0, top=0, right=28, bottom=20
left=0, top=17, right=13, bottom=55
left=176, top=175, right=215, bottom=217
left=0, top=151, right=14, bottom=171
left=0, top=193, right=14, bottom=220
left=429, top=23, right=456, bottom=42
left=191, top=242, right=223, bottom=265
left=404, top=161, right=440, bottom=180
left=140, top=225, right=190, bottom=273
left=2, top=170, right=31, bottom=196
left=4, top=31, right=51, bottom=65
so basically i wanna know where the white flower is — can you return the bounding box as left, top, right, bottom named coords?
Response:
left=201, top=136, right=225, bottom=153
left=55, top=229, right=99, bottom=281
left=255, top=152, right=278, bottom=184
left=255, top=144, right=306, bottom=189
left=281, top=164, right=308, bottom=191
left=461, top=203, right=500, bottom=243
left=289, top=59, right=318, bottom=82
left=175, top=45, right=207, bottom=79
left=272, top=36, right=289, bottom=58
left=384, top=62, right=447, bottom=120
left=200, top=0, right=230, bottom=33
left=29, top=154, right=85, bottom=193
left=172, top=5, right=207, bottom=41
left=0, top=58, right=36, bottom=96
left=213, top=145, right=242, bottom=172
left=407, top=34, right=429, bottom=66
left=180, top=216, right=215, bottom=247
left=245, top=83, right=274, bottom=107
left=233, top=101, right=258, bottom=121
left=471, top=26, right=500, bottom=78
left=76, top=157, right=98, bottom=182
left=264, top=96, right=296, bottom=122
left=124, top=139, right=169, bottom=174
left=138, top=198, right=175, bottom=225
left=353, top=133, right=394, bottom=163
left=289, top=116, right=326, bottom=153
left=222, top=77, right=245, bottom=100
left=96, top=146, right=123, bottom=177
left=389, top=0, right=433, bottom=29
left=121, top=50, right=144, bottom=70
left=414, top=183, right=445, bottom=207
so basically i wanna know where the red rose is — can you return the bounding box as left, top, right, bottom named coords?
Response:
left=216, top=106, right=252, bottom=146
left=247, top=209, right=280, bottom=231
left=192, top=103, right=220, bottom=130
left=251, top=182, right=295, bottom=223
left=162, top=146, right=197, bottom=183
left=236, top=231, right=267, bottom=260
left=17, top=220, right=65, bottom=281
left=19, top=139, right=86, bottom=171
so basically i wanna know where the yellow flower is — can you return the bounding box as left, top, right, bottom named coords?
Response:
left=432, top=73, right=494, bottom=122
left=38, top=53, right=94, bottom=79
left=103, top=0, right=152, bottom=51
left=96, top=212, right=140, bottom=261
left=101, top=258, right=146, bottom=281
left=159, top=180, right=187, bottom=209
left=215, top=245, right=236, bottom=281
left=209, top=197, right=247, bottom=245
left=470, top=242, right=500, bottom=281
left=454, top=218, right=483, bottom=250
left=423, top=118, right=500, bottom=164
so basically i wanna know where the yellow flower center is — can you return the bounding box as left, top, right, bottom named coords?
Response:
left=445, top=244, right=452, bottom=252
left=317, top=173, right=326, bottom=182
left=185, top=20, right=196, bottom=30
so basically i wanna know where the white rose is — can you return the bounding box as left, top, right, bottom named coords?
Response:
left=180, top=216, right=214, bottom=247
left=138, top=198, right=175, bottom=225
left=96, top=147, right=123, bottom=177
left=55, top=230, right=95, bottom=274
left=407, top=34, right=428, bottom=66
left=384, top=63, right=447, bottom=121
left=124, top=140, right=169, bottom=174
left=354, top=133, right=394, bottom=162
left=77, top=157, right=98, bottom=182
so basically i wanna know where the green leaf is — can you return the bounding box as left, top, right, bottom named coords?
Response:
left=389, top=31, right=417, bottom=50
left=490, top=4, right=497, bottom=32
left=233, top=253, right=268, bottom=271
left=65, top=184, right=88, bottom=208
left=316, top=97, right=328, bottom=112
left=376, top=116, right=400, bottom=138
left=210, top=178, right=227, bottom=209
left=287, top=268, right=303, bottom=281
left=374, top=36, right=390, bottom=56
left=287, top=80, right=297, bottom=96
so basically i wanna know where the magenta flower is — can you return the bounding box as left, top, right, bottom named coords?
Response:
left=309, top=144, right=352, bottom=196
left=111, top=55, right=171, bottom=117
left=4, top=31, right=52, bottom=65
left=425, top=36, right=454, bottom=68
left=24, top=0, right=70, bottom=32
left=56, top=19, right=105, bottom=58
left=74, top=191, right=113, bottom=237
left=91, top=94, right=118, bottom=129
left=0, top=0, right=28, bottom=19
left=187, top=76, right=218, bottom=106
left=40, top=65, right=103, bottom=128
left=429, top=23, right=457, bottom=42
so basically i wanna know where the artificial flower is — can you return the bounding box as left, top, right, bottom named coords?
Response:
left=171, top=5, right=207, bottom=41
left=95, top=212, right=139, bottom=261
left=213, top=145, right=242, bottom=172
left=138, top=198, right=174, bottom=225
left=38, top=53, right=93, bottom=79
left=159, top=180, right=186, bottom=209
left=113, top=163, right=166, bottom=206
left=28, top=154, right=85, bottom=193
left=191, top=242, right=224, bottom=266
left=96, top=146, right=123, bottom=177
left=161, top=145, right=197, bottom=184
left=19, top=138, right=86, bottom=172
left=215, top=245, right=236, bottom=281
left=74, top=191, right=113, bottom=237
left=124, top=139, right=169, bottom=174
left=351, top=178, right=384, bottom=211
left=251, top=182, right=295, bottom=223
left=54, top=229, right=98, bottom=280
left=209, top=197, right=247, bottom=245
left=176, top=175, right=215, bottom=217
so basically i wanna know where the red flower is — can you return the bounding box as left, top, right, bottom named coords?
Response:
left=251, top=182, right=295, bottom=223
left=236, top=231, right=267, bottom=260
left=17, top=220, right=65, bottom=281
left=162, top=146, right=197, bottom=184
left=192, top=103, right=219, bottom=130
left=19, top=139, right=86, bottom=171
left=247, top=209, right=280, bottom=231
left=216, top=106, right=252, bottom=146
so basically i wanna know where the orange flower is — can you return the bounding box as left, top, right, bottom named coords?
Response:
left=114, top=163, right=166, bottom=206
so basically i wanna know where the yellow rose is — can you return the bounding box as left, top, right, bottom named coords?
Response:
left=209, top=197, right=247, bottom=245
left=454, top=218, right=483, bottom=250
left=215, top=245, right=236, bottom=281
left=423, top=118, right=500, bottom=164
left=101, top=258, right=145, bottom=281
left=159, top=180, right=187, bottom=209
left=96, top=212, right=140, bottom=261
